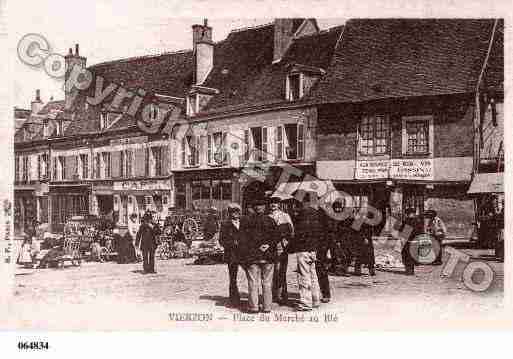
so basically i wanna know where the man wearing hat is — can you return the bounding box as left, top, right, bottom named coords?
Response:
left=219, top=203, right=249, bottom=307
left=424, top=209, right=446, bottom=265
left=136, top=211, right=161, bottom=273
left=239, top=198, right=280, bottom=313
left=290, top=190, right=322, bottom=311
left=268, top=196, right=294, bottom=305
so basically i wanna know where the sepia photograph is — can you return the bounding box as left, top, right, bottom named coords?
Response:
left=0, top=0, right=509, bottom=342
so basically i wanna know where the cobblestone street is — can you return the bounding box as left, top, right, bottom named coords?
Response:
left=5, top=247, right=504, bottom=331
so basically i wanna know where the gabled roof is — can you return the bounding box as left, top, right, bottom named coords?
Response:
left=89, top=50, right=194, bottom=98
left=63, top=50, right=194, bottom=136
left=308, top=19, right=501, bottom=104
left=199, top=24, right=343, bottom=115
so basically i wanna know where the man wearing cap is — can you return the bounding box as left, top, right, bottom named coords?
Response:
left=136, top=211, right=161, bottom=273
left=219, top=203, right=249, bottom=308
left=290, top=191, right=322, bottom=311
left=268, top=196, right=294, bottom=305
left=424, top=209, right=446, bottom=265
left=240, top=198, right=281, bottom=313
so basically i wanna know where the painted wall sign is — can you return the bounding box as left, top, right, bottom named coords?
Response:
left=110, top=136, right=148, bottom=146
left=113, top=180, right=170, bottom=191
left=355, top=160, right=389, bottom=180
left=390, top=158, right=434, bottom=180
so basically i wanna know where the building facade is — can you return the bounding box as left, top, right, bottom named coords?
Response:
left=311, top=19, right=504, bottom=239
left=14, top=18, right=503, bottom=239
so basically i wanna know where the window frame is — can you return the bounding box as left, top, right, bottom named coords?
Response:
left=183, top=135, right=200, bottom=167
left=79, top=153, right=88, bottom=179
left=208, top=131, right=228, bottom=166
left=401, top=115, right=434, bottom=156
left=287, top=73, right=303, bottom=101
left=358, top=115, right=390, bottom=156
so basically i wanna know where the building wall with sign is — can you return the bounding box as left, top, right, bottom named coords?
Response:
left=316, top=96, right=477, bottom=239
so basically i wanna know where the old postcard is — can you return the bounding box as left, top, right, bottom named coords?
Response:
left=1, top=0, right=511, bottom=339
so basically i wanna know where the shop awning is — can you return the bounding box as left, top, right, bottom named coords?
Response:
left=272, top=180, right=336, bottom=200
left=467, top=173, right=503, bottom=194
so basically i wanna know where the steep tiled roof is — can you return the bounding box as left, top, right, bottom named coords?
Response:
left=200, top=25, right=343, bottom=114
left=63, top=50, right=194, bottom=136
left=89, top=50, right=194, bottom=98
left=309, top=19, right=500, bottom=104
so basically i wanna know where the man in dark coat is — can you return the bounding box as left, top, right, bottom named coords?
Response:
left=239, top=199, right=280, bottom=313
left=219, top=203, right=250, bottom=308
left=268, top=196, right=294, bottom=305
left=290, top=191, right=323, bottom=311
left=136, top=212, right=160, bottom=273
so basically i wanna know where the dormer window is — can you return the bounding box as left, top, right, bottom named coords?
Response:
left=148, top=103, right=159, bottom=122
left=187, top=94, right=198, bottom=116
left=287, top=73, right=302, bottom=101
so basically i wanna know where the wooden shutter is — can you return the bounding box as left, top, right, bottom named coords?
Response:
left=161, top=146, right=169, bottom=175
left=134, top=148, right=146, bottom=177
left=276, top=126, right=283, bottom=160
left=262, top=127, right=268, bottom=161
left=298, top=123, right=304, bottom=159
left=37, top=155, right=41, bottom=180
left=145, top=147, right=150, bottom=176
left=207, top=134, right=212, bottom=164
left=111, top=151, right=121, bottom=178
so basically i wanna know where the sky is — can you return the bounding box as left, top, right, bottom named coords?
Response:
left=7, top=1, right=345, bottom=109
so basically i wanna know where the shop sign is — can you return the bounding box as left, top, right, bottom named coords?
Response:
left=110, top=136, right=148, bottom=146
left=113, top=180, right=170, bottom=191
left=390, top=159, right=434, bottom=180
left=355, top=160, right=390, bottom=180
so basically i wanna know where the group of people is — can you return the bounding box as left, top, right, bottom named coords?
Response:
left=218, top=191, right=451, bottom=313
left=218, top=192, right=334, bottom=313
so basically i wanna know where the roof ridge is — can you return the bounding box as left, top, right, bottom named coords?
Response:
left=292, top=24, right=344, bottom=41
left=89, top=48, right=193, bottom=69
left=229, top=22, right=273, bottom=34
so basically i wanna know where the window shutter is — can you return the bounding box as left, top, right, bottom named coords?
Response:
left=134, top=148, right=145, bottom=177
left=222, top=132, right=229, bottom=164
left=161, top=145, right=169, bottom=175
left=111, top=151, right=121, bottom=178
left=37, top=155, right=41, bottom=180
left=298, top=123, right=304, bottom=159
left=182, top=137, right=187, bottom=167
left=145, top=147, right=150, bottom=176
left=276, top=126, right=283, bottom=160
left=207, top=134, right=212, bottom=164
left=262, top=127, right=268, bottom=161
left=243, top=130, right=250, bottom=162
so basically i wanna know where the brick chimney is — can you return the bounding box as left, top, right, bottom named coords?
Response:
left=273, top=19, right=302, bottom=63
left=64, top=43, right=87, bottom=109
left=192, top=19, right=214, bottom=85
left=31, top=89, right=43, bottom=114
